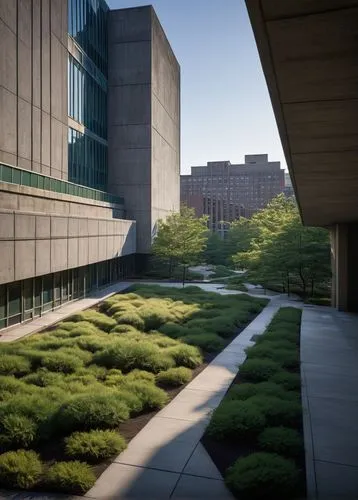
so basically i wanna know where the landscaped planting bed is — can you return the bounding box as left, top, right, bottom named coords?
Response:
left=202, top=307, right=305, bottom=500
left=0, top=284, right=267, bottom=495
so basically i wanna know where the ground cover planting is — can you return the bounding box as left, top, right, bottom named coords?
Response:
left=202, top=307, right=305, bottom=500
left=0, top=284, right=267, bottom=495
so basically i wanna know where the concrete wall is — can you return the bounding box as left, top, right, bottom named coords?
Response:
left=108, top=6, right=180, bottom=253
left=151, top=9, right=180, bottom=232
left=0, top=0, right=68, bottom=179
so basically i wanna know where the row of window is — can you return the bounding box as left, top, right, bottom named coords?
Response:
left=0, top=256, right=135, bottom=331
left=68, top=55, right=107, bottom=139
left=68, top=127, right=108, bottom=191
left=68, top=0, right=108, bottom=76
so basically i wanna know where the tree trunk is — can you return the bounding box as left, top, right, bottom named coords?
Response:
left=169, top=257, right=173, bottom=278
left=299, top=269, right=307, bottom=297
left=182, top=266, right=186, bottom=288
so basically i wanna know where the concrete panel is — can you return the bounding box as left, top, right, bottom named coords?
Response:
left=68, top=218, right=79, bottom=237
left=50, top=35, right=64, bottom=122
left=15, top=214, right=35, bottom=239
left=17, top=158, right=31, bottom=171
left=18, top=98, right=32, bottom=160
left=15, top=240, right=35, bottom=280
left=88, top=219, right=99, bottom=236
left=41, top=0, right=50, bottom=113
left=88, top=236, right=99, bottom=264
left=78, top=219, right=88, bottom=237
left=98, top=236, right=108, bottom=261
left=109, top=41, right=151, bottom=86
left=108, top=147, right=151, bottom=186
left=36, top=216, right=50, bottom=238
left=18, top=0, right=31, bottom=46
left=51, top=117, right=63, bottom=173
left=0, top=87, right=17, bottom=155
left=0, top=19, right=17, bottom=93
left=41, top=112, right=51, bottom=166
left=0, top=241, right=14, bottom=283
left=51, top=238, right=67, bottom=272
left=108, top=84, right=151, bottom=126
left=32, top=0, right=41, bottom=107
left=108, top=7, right=151, bottom=44
left=51, top=217, right=68, bottom=238
left=108, top=124, right=150, bottom=150
left=0, top=0, right=17, bottom=33
left=68, top=238, right=79, bottom=268
left=32, top=106, right=41, bottom=163
left=35, top=239, right=50, bottom=275
left=152, top=95, right=179, bottom=150
left=50, top=0, right=62, bottom=42
left=61, top=123, right=68, bottom=179
left=0, top=213, right=14, bottom=239
left=61, top=0, right=68, bottom=46
left=0, top=191, right=18, bottom=210
left=32, top=162, right=41, bottom=173
left=78, top=237, right=89, bottom=266
left=18, top=39, right=31, bottom=102
left=0, top=151, right=17, bottom=166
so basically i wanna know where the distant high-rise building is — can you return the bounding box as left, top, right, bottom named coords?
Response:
left=283, top=172, right=295, bottom=197
left=181, top=154, right=284, bottom=234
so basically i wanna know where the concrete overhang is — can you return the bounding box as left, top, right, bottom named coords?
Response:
left=245, top=0, right=358, bottom=226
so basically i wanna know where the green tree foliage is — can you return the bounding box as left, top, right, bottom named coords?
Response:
left=233, top=194, right=331, bottom=297
left=152, top=204, right=208, bottom=285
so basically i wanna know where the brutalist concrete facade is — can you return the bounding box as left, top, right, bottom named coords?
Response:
left=0, top=1, right=179, bottom=330
left=108, top=6, right=180, bottom=253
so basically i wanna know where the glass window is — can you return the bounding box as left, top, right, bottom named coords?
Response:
left=42, top=275, right=53, bottom=311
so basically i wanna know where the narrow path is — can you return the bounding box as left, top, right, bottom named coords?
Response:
left=85, top=298, right=285, bottom=499
left=301, top=305, right=358, bottom=499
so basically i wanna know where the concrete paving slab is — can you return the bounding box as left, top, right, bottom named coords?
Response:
left=157, top=388, right=222, bottom=422
left=86, top=463, right=179, bottom=499
left=171, top=475, right=234, bottom=499
left=183, top=443, right=222, bottom=480
left=315, top=461, right=358, bottom=499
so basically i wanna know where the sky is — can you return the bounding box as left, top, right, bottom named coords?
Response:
left=107, top=0, right=287, bottom=173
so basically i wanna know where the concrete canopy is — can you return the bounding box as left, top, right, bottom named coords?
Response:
left=245, top=0, right=358, bottom=226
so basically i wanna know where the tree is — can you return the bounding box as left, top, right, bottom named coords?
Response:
left=232, top=194, right=331, bottom=297
left=204, top=232, right=227, bottom=266
left=152, top=205, right=208, bottom=286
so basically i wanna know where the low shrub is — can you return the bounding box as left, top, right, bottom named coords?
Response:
left=59, top=321, right=102, bottom=337
left=209, top=317, right=237, bottom=338
left=270, top=371, right=301, bottom=391
left=137, top=305, right=173, bottom=330
left=165, top=344, right=202, bottom=368
left=227, top=382, right=299, bottom=403
left=182, top=333, right=225, bottom=352
left=159, top=323, right=186, bottom=339
left=125, top=369, right=155, bottom=384
left=245, top=345, right=299, bottom=371
left=225, top=452, right=299, bottom=500
left=156, top=367, right=192, bottom=387
left=258, top=427, right=303, bottom=458
left=39, top=351, right=84, bottom=374
left=110, top=324, right=141, bottom=335
left=0, top=355, right=31, bottom=376
left=56, top=393, right=130, bottom=433
left=113, top=311, right=145, bottom=330
left=147, top=333, right=179, bottom=348
left=239, top=359, right=282, bottom=383
left=121, top=380, right=169, bottom=410
left=207, top=400, right=266, bottom=440
left=226, top=383, right=258, bottom=401
left=0, top=376, right=30, bottom=401
left=108, top=302, right=136, bottom=315
left=247, top=395, right=302, bottom=428
left=65, top=429, right=127, bottom=462
left=0, top=414, right=37, bottom=449
left=0, top=450, right=43, bottom=489
left=45, top=461, right=96, bottom=494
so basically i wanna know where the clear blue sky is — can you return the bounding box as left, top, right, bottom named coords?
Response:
left=107, top=0, right=287, bottom=173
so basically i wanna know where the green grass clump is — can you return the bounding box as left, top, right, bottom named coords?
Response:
left=65, top=430, right=127, bottom=462
left=158, top=322, right=186, bottom=338
left=247, top=395, right=302, bottom=428
left=207, top=400, right=266, bottom=440
left=93, top=340, right=175, bottom=373
left=0, top=355, right=31, bottom=376
left=56, top=393, right=129, bottom=433
left=113, top=311, right=145, bottom=330
left=156, top=367, right=192, bottom=387
left=239, top=359, right=282, bottom=383
left=39, top=351, right=84, bottom=373
left=0, top=376, right=30, bottom=401
left=227, top=382, right=299, bottom=403
left=225, top=452, right=299, bottom=500
left=0, top=450, right=43, bottom=489
left=45, top=460, right=95, bottom=494
left=137, top=305, right=173, bottom=330
left=147, top=333, right=179, bottom=348
left=0, top=414, right=37, bottom=449
left=269, top=371, right=301, bottom=391
left=258, top=427, right=303, bottom=458
left=58, top=321, right=102, bottom=336
left=182, top=333, right=225, bottom=352
left=110, top=324, right=141, bottom=335
left=65, top=311, right=116, bottom=332
left=125, top=369, right=155, bottom=384
left=121, top=380, right=169, bottom=410
left=165, top=344, right=202, bottom=368
left=209, top=317, right=237, bottom=338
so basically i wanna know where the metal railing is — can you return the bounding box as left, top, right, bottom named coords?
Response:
left=0, top=162, right=124, bottom=206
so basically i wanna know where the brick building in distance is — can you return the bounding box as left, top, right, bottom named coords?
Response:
left=181, top=154, right=284, bottom=236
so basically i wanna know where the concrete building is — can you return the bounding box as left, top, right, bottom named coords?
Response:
left=0, top=1, right=179, bottom=330
left=245, top=0, right=358, bottom=312
left=181, top=155, right=284, bottom=234
left=283, top=172, right=294, bottom=198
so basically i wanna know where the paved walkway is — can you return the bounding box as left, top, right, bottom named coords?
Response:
left=301, top=305, right=358, bottom=499
left=86, top=299, right=284, bottom=499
